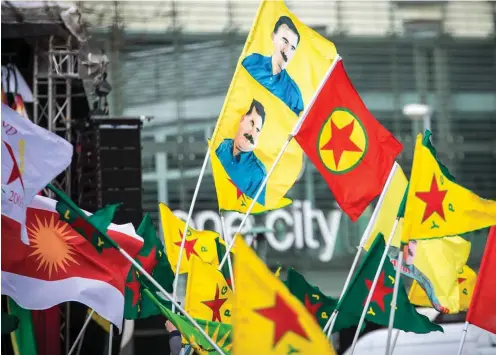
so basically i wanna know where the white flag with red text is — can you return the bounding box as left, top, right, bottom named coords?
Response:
left=1, top=104, right=73, bottom=244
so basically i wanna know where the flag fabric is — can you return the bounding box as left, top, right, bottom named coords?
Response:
left=1, top=312, right=18, bottom=334
left=210, top=0, right=337, bottom=213
left=466, top=226, right=496, bottom=334
left=335, top=234, right=443, bottom=334
left=234, top=236, right=336, bottom=355
left=409, top=264, right=477, bottom=313
left=293, top=59, right=402, bottom=221
left=284, top=268, right=357, bottom=332
left=1, top=104, right=73, bottom=244
left=7, top=298, right=38, bottom=355
left=159, top=203, right=220, bottom=274
left=402, top=131, right=496, bottom=242
left=56, top=201, right=120, bottom=253
left=147, top=288, right=232, bottom=355
left=215, top=236, right=234, bottom=288
left=1, top=195, right=143, bottom=331
left=124, top=214, right=175, bottom=320
left=185, top=256, right=234, bottom=325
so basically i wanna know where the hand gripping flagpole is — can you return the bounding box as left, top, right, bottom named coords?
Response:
left=220, top=212, right=235, bottom=292
left=385, top=248, right=404, bottom=355
left=171, top=146, right=211, bottom=312
left=348, top=217, right=400, bottom=355
left=219, top=54, right=342, bottom=270
left=323, top=162, right=399, bottom=336
left=46, top=184, right=224, bottom=355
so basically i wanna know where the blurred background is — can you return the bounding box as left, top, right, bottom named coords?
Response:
left=2, top=1, right=495, bottom=354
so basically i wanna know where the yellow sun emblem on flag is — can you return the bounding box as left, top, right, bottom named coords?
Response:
left=28, top=215, right=79, bottom=279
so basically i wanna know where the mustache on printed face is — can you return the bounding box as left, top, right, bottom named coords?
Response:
left=281, top=51, right=288, bottom=62
left=243, top=133, right=255, bottom=145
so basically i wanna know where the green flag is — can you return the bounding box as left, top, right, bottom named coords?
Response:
left=1, top=313, right=18, bottom=334
left=124, top=214, right=175, bottom=319
left=7, top=298, right=38, bottom=355
left=336, top=234, right=443, bottom=334
left=214, top=237, right=233, bottom=289
left=145, top=288, right=232, bottom=355
left=56, top=201, right=119, bottom=252
left=284, top=268, right=357, bottom=332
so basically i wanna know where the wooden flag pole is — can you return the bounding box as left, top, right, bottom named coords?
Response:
left=46, top=183, right=224, bottom=354
left=348, top=218, right=400, bottom=355
left=67, top=310, right=94, bottom=355
left=220, top=212, right=235, bottom=292
left=171, top=146, right=211, bottom=312
left=218, top=55, right=342, bottom=270
left=323, top=162, right=399, bottom=336
left=385, top=249, right=404, bottom=355
left=456, top=321, right=469, bottom=355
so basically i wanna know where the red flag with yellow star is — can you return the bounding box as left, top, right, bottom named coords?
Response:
left=185, top=256, right=234, bottom=325
left=402, top=131, right=496, bottom=242
left=159, top=203, right=220, bottom=274
left=233, top=237, right=336, bottom=354
left=293, top=58, right=402, bottom=221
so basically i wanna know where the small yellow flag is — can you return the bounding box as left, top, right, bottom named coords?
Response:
left=233, top=237, right=336, bottom=355
left=402, top=131, right=496, bottom=242
left=185, top=256, right=234, bottom=325
left=159, top=203, right=220, bottom=274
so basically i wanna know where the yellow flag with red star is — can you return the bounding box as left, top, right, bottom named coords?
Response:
left=402, top=131, right=496, bottom=243
left=233, top=237, right=336, bottom=354
left=185, top=256, right=234, bottom=325
left=159, top=203, right=220, bottom=274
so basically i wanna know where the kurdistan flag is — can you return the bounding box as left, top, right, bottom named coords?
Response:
left=159, top=203, right=221, bottom=274
left=402, top=130, right=496, bottom=242
left=234, top=237, right=336, bottom=355
left=185, top=256, right=234, bottom=324
left=1, top=195, right=143, bottom=330
left=335, top=234, right=443, bottom=334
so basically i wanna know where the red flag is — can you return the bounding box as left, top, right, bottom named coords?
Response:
left=467, top=226, right=496, bottom=334
left=294, top=59, right=402, bottom=221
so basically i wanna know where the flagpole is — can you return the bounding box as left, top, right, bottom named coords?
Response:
left=390, top=330, right=401, bottom=355
left=323, top=162, right=399, bottom=336
left=46, top=183, right=224, bottom=355
left=68, top=310, right=94, bottom=355
left=456, top=321, right=469, bottom=355
left=218, top=54, right=342, bottom=270
left=171, top=146, right=211, bottom=312
left=385, top=249, right=404, bottom=355
left=348, top=218, right=400, bottom=355
left=108, top=324, right=113, bottom=355
left=220, top=212, right=235, bottom=292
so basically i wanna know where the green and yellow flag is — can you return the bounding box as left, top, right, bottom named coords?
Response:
left=185, top=256, right=234, bottom=325
left=210, top=0, right=337, bottom=213
left=160, top=203, right=220, bottom=274
left=402, top=130, right=496, bottom=242
left=234, top=236, right=336, bottom=355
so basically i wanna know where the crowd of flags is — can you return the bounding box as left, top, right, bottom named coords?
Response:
left=2, top=0, right=496, bottom=355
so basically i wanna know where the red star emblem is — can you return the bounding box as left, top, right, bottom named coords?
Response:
left=228, top=179, right=244, bottom=200
left=457, top=277, right=466, bottom=284
left=71, top=217, right=96, bottom=239
left=201, top=285, right=228, bottom=322
left=364, top=271, right=394, bottom=312
left=255, top=293, right=309, bottom=347
left=174, top=236, right=199, bottom=260
left=320, top=120, right=362, bottom=168
left=137, top=246, right=158, bottom=273
left=126, top=272, right=141, bottom=306
left=415, top=176, right=448, bottom=223
left=3, top=141, right=24, bottom=189
left=303, top=294, right=323, bottom=320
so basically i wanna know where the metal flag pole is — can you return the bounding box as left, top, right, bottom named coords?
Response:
left=348, top=218, right=400, bottom=355
left=108, top=324, right=113, bottom=355
left=220, top=212, right=235, bottom=292
left=171, top=146, right=211, bottom=312
left=218, top=54, right=342, bottom=270
left=456, top=321, right=469, bottom=355
left=385, top=249, right=404, bottom=355
left=67, top=310, right=94, bottom=355
left=390, top=329, right=401, bottom=355
left=323, top=162, right=399, bottom=336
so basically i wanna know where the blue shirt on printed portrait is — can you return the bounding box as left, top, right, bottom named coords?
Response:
left=242, top=53, right=304, bottom=116
left=215, top=138, right=267, bottom=206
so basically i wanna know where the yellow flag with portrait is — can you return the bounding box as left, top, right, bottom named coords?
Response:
left=210, top=0, right=337, bottom=213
